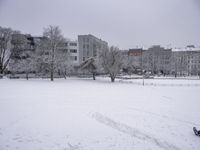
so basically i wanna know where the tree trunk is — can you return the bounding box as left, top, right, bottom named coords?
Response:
left=50, top=70, right=54, bottom=81
left=50, top=47, right=55, bottom=81
left=92, top=73, right=96, bottom=80
left=63, top=74, right=66, bottom=79
left=110, top=75, right=115, bottom=82
left=50, top=62, right=54, bottom=81
left=0, top=64, right=3, bottom=74
left=26, top=72, right=29, bottom=80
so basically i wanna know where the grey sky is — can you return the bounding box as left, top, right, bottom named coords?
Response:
left=0, top=0, right=200, bottom=49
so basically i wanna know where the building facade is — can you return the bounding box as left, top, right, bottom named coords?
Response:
left=58, top=40, right=79, bottom=65
left=172, top=48, right=200, bottom=76
left=128, top=48, right=143, bottom=69
left=140, top=45, right=172, bottom=74
left=78, top=34, right=108, bottom=63
left=125, top=46, right=172, bottom=74
left=126, top=45, right=200, bottom=76
left=9, top=34, right=79, bottom=74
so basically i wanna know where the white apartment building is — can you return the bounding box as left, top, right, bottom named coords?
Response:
left=78, top=34, right=108, bottom=64
left=172, top=47, right=200, bottom=75
left=59, top=40, right=79, bottom=65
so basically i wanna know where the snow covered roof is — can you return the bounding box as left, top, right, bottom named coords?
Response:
left=172, top=47, right=200, bottom=52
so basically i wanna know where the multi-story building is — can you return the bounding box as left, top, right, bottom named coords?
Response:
left=9, top=33, right=80, bottom=73
left=58, top=40, right=79, bottom=65
left=125, top=46, right=172, bottom=75
left=142, top=45, right=172, bottom=74
left=78, top=34, right=108, bottom=63
left=187, top=51, right=200, bottom=75
left=9, top=34, right=108, bottom=74
left=128, top=48, right=143, bottom=69
left=172, top=47, right=200, bottom=76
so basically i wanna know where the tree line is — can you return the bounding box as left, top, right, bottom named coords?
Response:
left=0, top=25, right=124, bottom=82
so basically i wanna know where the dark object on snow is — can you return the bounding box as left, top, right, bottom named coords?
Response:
left=193, top=127, right=200, bottom=136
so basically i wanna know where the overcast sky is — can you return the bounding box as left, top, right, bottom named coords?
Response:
left=0, top=0, right=200, bottom=49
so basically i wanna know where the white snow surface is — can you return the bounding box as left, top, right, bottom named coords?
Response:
left=0, top=78, right=200, bottom=150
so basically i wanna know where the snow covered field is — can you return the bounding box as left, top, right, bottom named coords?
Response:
left=0, top=78, right=200, bottom=150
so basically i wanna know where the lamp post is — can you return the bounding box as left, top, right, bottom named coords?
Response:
left=141, top=50, right=144, bottom=86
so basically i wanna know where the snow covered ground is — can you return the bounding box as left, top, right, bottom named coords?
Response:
left=0, top=78, right=200, bottom=150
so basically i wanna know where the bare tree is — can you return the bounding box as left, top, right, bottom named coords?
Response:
left=0, top=27, right=14, bottom=74
left=43, top=25, right=65, bottom=81
left=100, top=46, right=123, bottom=82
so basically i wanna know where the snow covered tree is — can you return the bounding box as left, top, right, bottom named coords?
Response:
left=33, top=37, right=50, bottom=76
left=0, top=27, right=14, bottom=74
left=9, top=33, right=31, bottom=76
left=100, top=46, right=123, bottom=82
left=43, top=25, right=65, bottom=81
left=21, top=51, right=37, bottom=80
left=55, top=50, right=71, bottom=79
left=78, top=57, right=97, bottom=80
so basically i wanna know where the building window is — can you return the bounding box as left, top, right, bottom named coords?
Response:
left=93, top=44, right=97, bottom=56
left=61, top=49, right=68, bottom=52
left=83, top=49, right=86, bottom=56
left=69, top=42, right=77, bottom=46
left=44, top=52, right=49, bottom=55
left=70, top=56, right=77, bottom=61
left=70, top=49, right=77, bottom=53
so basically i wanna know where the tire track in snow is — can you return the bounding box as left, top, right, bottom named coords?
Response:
left=92, top=112, right=180, bottom=150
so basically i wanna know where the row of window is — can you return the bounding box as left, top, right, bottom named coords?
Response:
left=59, top=49, right=77, bottom=53
left=64, top=42, right=77, bottom=46
left=44, top=51, right=78, bottom=61
left=189, top=65, right=200, bottom=69
left=188, top=60, right=200, bottom=64
left=69, top=43, right=77, bottom=46
left=177, top=56, right=200, bottom=59
left=70, top=49, right=77, bottom=53
left=188, top=56, right=200, bottom=59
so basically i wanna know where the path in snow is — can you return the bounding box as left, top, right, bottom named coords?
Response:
left=92, top=112, right=180, bottom=150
